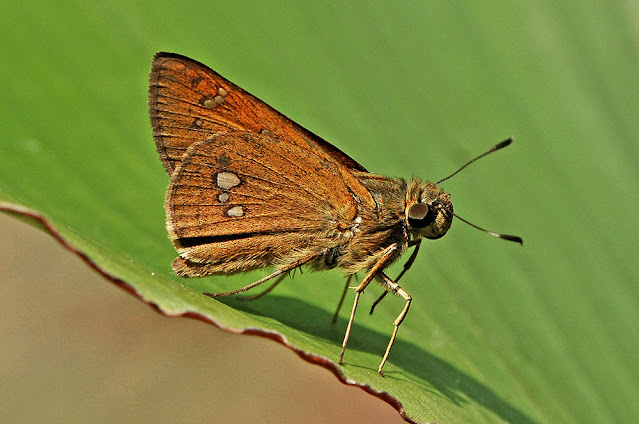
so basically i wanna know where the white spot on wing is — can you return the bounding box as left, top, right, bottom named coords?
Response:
left=217, top=172, right=240, bottom=189
left=227, top=206, right=244, bottom=217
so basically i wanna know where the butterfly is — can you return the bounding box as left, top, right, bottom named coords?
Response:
left=148, top=52, right=521, bottom=375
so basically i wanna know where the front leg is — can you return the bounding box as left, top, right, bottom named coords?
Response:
left=375, top=271, right=412, bottom=376
left=339, top=243, right=398, bottom=373
left=370, top=238, right=421, bottom=315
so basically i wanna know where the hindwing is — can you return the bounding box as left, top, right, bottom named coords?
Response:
left=166, top=131, right=376, bottom=275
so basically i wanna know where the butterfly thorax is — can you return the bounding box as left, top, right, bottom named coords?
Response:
left=308, top=173, right=409, bottom=275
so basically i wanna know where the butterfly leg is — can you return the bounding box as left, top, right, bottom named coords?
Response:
left=339, top=243, right=398, bottom=369
left=203, top=250, right=326, bottom=298
left=332, top=274, right=355, bottom=324
left=376, top=271, right=412, bottom=376
left=370, top=239, right=421, bottom=315
left=236, top=272, right=290, bottom=301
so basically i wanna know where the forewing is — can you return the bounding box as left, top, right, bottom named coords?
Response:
left=149, top=52, right=367, bottom=175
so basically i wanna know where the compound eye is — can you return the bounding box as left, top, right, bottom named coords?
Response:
left=407, top=202, right=436, bottom=228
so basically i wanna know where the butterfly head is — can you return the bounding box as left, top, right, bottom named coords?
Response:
left=406, top=181, right=453, bottom=240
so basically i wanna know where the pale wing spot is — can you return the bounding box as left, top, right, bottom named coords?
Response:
left=218, top=193, right=230, bottom=203
left=218, top=87, right=228, bottom=97
left=194, top=119, right=203, bottom=127
left=261, top=129, right=273, bottom=137
left=216, top=172, right=241, bottom=189
left=214, top=95, right=225, bottom=105
left=203, top=99, right=217, bottom=109
left=227, top=206, right=244, bottom=217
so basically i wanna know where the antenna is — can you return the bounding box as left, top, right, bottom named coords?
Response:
left=437, top=137, right=513, bottom=185
left=453, top=212, right=523, bottom=244
left=437, top=136, right=522, bottom=244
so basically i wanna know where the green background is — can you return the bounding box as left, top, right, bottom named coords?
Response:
left=1, top=1, right=638, bottom=423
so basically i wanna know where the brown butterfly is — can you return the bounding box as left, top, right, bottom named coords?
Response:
left=148, top=52, right=521, bottom=376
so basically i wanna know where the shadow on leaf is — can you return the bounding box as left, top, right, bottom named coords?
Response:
left=217, top=293, right=538, bottom=424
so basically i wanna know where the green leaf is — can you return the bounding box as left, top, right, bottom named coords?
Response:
left=1, top=1, right=637, bottom=423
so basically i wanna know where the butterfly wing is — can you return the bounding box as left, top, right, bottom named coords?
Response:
left=166, top=131, right=373, bottom=276
left=149, top=52, right=367, bottom=175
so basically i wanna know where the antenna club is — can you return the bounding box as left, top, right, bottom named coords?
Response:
left=494, top=137, right=514, bottom=151
left=500, top=234, right=523, bottom=245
